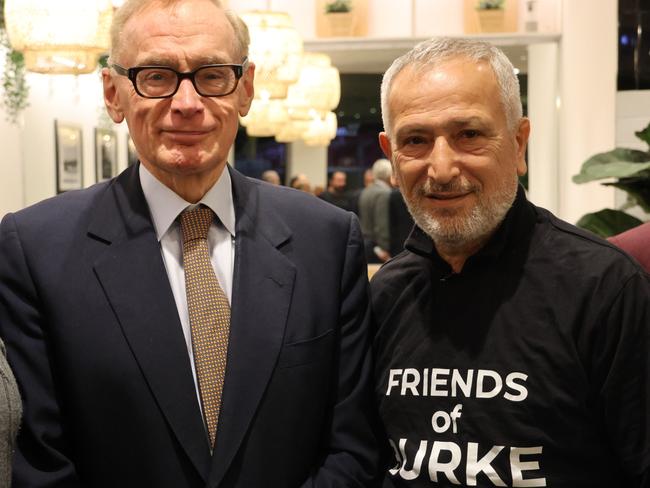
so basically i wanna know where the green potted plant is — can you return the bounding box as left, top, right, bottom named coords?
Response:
left=476, top=0, right=506, bottom=32
left=325, top=0, right=352, bottom=13
left=477, top=0, right=505, bottom=9
left=572, top=122, right=650, bottom=237
left=324, top=0, right=355, bottom=37
left=0, top=0, right=29, bottom=124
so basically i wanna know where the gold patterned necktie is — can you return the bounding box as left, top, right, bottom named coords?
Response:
left=180, top=206, right=230, bottom=450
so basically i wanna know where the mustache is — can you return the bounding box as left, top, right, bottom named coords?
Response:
left=415, top=178, right=478, bottom=196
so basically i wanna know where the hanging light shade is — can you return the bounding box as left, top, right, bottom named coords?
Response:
left=4, top=0, right=112, bottom=74
left=240, top=97, right=289, bottom=138
left=303, top=112, right=338, bottom=147
left=240, top=11, right=303, bottom=99
left=275, top=118, right=309, bottom=143
left=285, top=53, right=340, bottom=120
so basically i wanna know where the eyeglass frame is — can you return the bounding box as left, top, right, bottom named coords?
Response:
left=109, top=58, right=249, bottom=99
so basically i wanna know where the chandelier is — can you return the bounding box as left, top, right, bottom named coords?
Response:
left=302, top=112, right=338, bottom=146
left=4, top=0, right=113, bottom=74
left=239, top=10, right=303, bottom=100
left=240, top=96, right=289, bottom=138
left=286, top=53, right=339, bottom=114
left=280, top=52, right=340, bottom=145
left=239, top=10, right=339, bottom=146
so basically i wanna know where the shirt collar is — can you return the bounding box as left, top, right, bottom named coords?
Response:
left=405, top=185, right=535, bottom=271
left=139, top=163, right=236, bottom=241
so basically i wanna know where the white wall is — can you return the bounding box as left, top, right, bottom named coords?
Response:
left=0, top=67, right=130, bottom=215
left=615, top=90, right=650, bottom=219
left=19, top=71, right=129, bottom=207
left=0, top=45, right=24, bottom=215
left=287, top=141, right=327, bottom=188
left=557, top=0, right=617, bottom=223
left=527, top=42, right=559, bottom=214
left=0, top=116, right=24, bottom=215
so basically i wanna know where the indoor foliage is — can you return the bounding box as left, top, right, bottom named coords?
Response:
left=0, top=0, right=29, bottom=124
left=325, top=0, right=352, bottom=13
left=477, top=0, right=505, bottom=9
left=573, top=122, right=650, bottom=237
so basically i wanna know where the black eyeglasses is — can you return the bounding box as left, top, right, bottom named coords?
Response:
left=110, top=58, right=249, bottom=99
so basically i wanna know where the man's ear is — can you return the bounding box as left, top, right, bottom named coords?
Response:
left=378, top=132, right=398, bottom=186
left=515, top=117, right=531, bottom=176
left=238, top=61, right=255, bottom=117
left=102, top=67, right=125, bottom=124
left=379, top=132, right=392, bottom=159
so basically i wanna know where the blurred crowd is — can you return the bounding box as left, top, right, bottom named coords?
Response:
left=259, top=160, right=414, bottom=264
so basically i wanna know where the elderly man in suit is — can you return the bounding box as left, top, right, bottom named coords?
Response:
left=0, top=1, right=381, bottom=486
left=610, top=222, right=650, bottom=272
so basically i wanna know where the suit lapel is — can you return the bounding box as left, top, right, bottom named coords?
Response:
left=88, top=166, right=212, bottom=481
left=207, top=168, right=296, bottom=487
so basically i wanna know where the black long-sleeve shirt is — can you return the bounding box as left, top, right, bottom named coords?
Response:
left=372, top=188, right=650, bottom=487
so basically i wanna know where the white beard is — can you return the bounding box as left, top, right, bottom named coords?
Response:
left=402, top=174, right=519, bottom=249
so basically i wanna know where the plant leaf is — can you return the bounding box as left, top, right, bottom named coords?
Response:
left=604, top=175, right=650, bottom=212
left=572, top=148, right=650, bottom=184
left=634, top=122, right=650, bottom=148
left=576, top=209, right=643, bottom=238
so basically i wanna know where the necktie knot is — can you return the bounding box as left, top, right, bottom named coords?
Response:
left=180, top=206, right=214, bottom=243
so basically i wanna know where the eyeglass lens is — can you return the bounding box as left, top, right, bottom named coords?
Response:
left=135, top=66, right=238, bottom=97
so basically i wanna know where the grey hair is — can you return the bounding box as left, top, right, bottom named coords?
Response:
left=380, top=37, right=522, bottom=136
left=109, top=0, right=250, bottom=63
left=372, top=158, right=392, bottom=181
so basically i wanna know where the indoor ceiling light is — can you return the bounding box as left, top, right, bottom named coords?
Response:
left=285, top=53, right=340, bottom=120
left=4, top=0, right=113, bottom=74
left=240, top=10, right=303, bottom=99
left=302, top=112, right=338, bottom=146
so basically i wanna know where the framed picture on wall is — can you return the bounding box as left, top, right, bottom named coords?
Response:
left=55, top=120, right=84, bottom=193
left=126, top=134, right=138, bottom=167
left=95, top=128, right=118, bottom=182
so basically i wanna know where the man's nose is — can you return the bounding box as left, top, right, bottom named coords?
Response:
left=171, top=78, right=204, bottom=116
left=427, top=137, right=460, bottom=184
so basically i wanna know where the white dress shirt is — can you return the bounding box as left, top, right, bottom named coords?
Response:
left=139, top=163, right=236, bottom=405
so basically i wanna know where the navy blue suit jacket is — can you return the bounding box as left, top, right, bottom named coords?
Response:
left=0, top=164, right=382, bottom=487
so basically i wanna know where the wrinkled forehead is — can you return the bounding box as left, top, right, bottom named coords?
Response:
left=387, top=58, right=500, bottom=116
left=118, top=0, right=236, bottom=65
left=393, top=56, right=494, bottom=91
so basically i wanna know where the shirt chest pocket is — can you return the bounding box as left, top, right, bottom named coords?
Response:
left=277, top=329, right=334, bottom=369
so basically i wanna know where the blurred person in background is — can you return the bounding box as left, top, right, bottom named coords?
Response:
left=289, top=173, right=312, bottom=193
left=260, top=169, right=281, bottom=185
left=319, top=170, right=354, bottom=212
left=359, top=159, right=393, bottom=263
left=387, top=174, right=414, bottom=258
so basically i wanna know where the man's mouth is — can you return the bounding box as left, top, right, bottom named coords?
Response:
left=427, top=192, right=471, bottom=200
left=162, top=130, right=211, bottom=143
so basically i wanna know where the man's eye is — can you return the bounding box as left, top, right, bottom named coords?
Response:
left=461, top=129, right=480, bottom=139
left=143, top=71, right=172, bottom=82
left=404, top=136, right=426, bottom=145
left=204, top=72, right=225, bottom=81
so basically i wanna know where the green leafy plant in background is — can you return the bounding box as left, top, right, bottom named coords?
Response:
left=477, top=0, right=505, bottom=9
left=0, top=0, right=29, bottom=124
left=572, top=122, right=650, bottom=237
left=325, top=0, right=352, bottom=13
